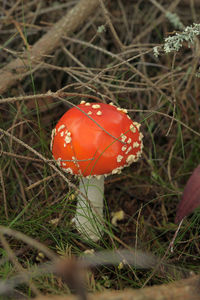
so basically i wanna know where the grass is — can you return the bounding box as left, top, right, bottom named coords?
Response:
left=0, top=0, right=200, bottom=299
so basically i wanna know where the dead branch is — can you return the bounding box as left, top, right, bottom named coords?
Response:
left=34, top=275, right=200, bottom=300
left=0, top=0, right=102, bottom=95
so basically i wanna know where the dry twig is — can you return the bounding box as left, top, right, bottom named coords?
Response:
left=34, top=275, right=200, bottom=300
left=0, top=0, right=103, bottom=94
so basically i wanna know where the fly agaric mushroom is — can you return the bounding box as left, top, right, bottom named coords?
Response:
left=51, top=102, right=143, bottom=241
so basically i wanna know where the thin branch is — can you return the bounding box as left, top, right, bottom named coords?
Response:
left=34, top=275, right=200, bottom=300
left=0, top=0, right=102, bottom=94
left=0, top=226, right=57, bottom=260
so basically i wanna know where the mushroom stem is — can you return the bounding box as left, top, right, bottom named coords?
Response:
left=74, top=176, right=104, bottom=241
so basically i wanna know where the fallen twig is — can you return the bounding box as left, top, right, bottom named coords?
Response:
left=0, top=0, right=102, bottom=94
left=34, top=275, right=200, bottom=300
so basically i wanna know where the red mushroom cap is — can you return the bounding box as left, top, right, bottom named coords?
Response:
left=51, top=102, right=143, bottom=177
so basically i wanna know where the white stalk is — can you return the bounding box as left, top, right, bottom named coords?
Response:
left=74, top=176, right=104, bottom=241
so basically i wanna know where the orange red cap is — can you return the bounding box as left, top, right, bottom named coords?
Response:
left=51, top=102, right=143, bottom=177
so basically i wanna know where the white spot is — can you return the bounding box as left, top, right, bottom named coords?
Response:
left=72, top=156, right=78, bottom=164
left=136, top=150, right=142, bottom=158
left=62, top=162, right=66, bottom=166
left=139, top=132, right=144, bottom=141
left=120, top=134, right=127, bottom=142
left=117, top=155, right=123, bottom=163
left=109, top=102, right=114, bottom=106
left=56, top=157, right=62, bottom=167
left=85, top=102, right=91, bottom=106
left=126, top=155, right=137, bottom=164
left=57, top=124, right=65, bottom=132
left=127, top=138, right=132, bottom=144
left=92, top=104, right=101, bottom=109
left=60, top=131, right=64, bottom=137
left=117, top=107, right=127, bottom=114
left=96, top=175, right=102, bottom=180
left=96, top=110, right=102, bottom=116
left=65, top=135, right=71, bottom=144
left=121, top=145, right=127, bottom=152
left=133, top=142, right=140, bottom=148
left=133, top=121, right=141, bottom=130
left=87, top=111, right=92, bottom=115
left=112, top=167, right=122, bottom=175
left=65, top=167, right=73, bottom=174
left=130, top=124, right=136, bottom=133
left=64, top=143, right=66, bottom=147
left=80, top=100, right=86, bottom=104
left=66, top=131, right=71, bottom=136
left=125, top=146, right=132, bottom=154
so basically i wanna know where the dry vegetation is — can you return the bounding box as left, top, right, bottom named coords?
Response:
left=0, top=0, right=200, bottom=299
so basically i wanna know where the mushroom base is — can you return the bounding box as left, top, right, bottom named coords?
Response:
left=73, top=176, right=104, bottom=242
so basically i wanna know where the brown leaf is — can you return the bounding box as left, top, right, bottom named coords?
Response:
left=175, top=165, right=200, bottom=223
